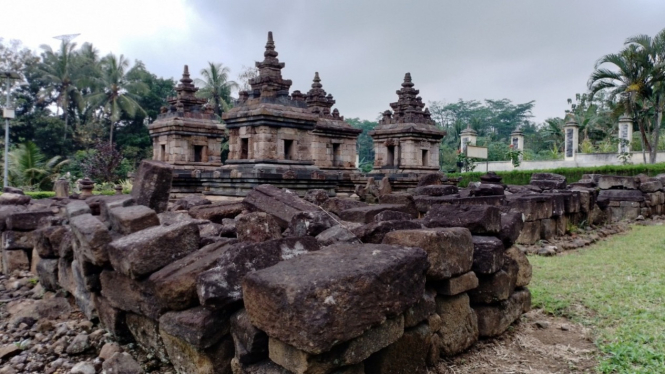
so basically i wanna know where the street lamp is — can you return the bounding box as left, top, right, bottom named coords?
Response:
left=1, top=71, right=22, bottom=189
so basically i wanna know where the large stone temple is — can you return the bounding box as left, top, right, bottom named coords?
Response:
left=152, top=32, right=444, bottom=199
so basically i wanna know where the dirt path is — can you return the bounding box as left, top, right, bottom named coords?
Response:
left=431, top=309, right=598, bottom=374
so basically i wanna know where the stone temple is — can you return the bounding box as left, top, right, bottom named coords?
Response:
left=155, top=32, right=444, bottom=199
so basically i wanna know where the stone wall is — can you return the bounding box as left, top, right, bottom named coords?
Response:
left=1, top=170, right=661, bottom=374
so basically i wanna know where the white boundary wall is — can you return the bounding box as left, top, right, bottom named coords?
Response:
left=476, top=151, right=665, bottom=172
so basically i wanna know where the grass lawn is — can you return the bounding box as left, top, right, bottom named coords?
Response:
left=529, top=225, right=665, bottom=373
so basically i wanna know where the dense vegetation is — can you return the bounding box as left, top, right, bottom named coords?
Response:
left=0, top=27, right=663, bottom=190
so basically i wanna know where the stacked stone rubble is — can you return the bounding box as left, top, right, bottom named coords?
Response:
left=4, top=166, right=663, bottom=374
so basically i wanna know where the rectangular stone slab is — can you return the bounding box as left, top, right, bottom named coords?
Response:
left=243, top=184, right=319, bottom=228
left=423, top=205, right=500, bottom=235
left=242, top=243, right=427, bottom=354
left=108, top=221, right=200, bottom=279
left=339, top=204, right=414, bottom=224
left=382, top=227, right=473, bottom=280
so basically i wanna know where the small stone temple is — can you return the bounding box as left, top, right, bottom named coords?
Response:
left=370, top=73, right=445, bottom=173
left=148, top=66, right=225, bottom=169
left=305, top=72, right=362, bottom=170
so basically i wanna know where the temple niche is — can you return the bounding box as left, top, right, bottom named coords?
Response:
left=305, top=72, right=362, bottom=170
left=370, top=73, right=445, bottom=173
left=222, top=32, right=320, bottom=170
left=148, top=66, right=225, bottom=169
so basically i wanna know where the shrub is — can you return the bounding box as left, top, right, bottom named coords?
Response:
left=448, top=163, right=665, bottom=187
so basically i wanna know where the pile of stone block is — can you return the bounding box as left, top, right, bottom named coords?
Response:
left=5, top=162, right=663, bottom=374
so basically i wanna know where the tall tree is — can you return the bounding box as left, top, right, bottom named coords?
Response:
left=589, top=44, right=653, bottom=162
left=195, top=62, right=238, bottom=117
left=87, top=53, right=147, bottom=144
left=37, top=40, right=83, bottom=140
left=625, top=27, right=665, bottom=163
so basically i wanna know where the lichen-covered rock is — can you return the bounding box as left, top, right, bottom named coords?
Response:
left=303, top=189, right=330, bottom=206
left=471, top=236, right=504, bottom=275
left=435, top=293, right=478, bottom=356
left=243, top=243, right=428, bottom=354
left=352, top=220, right=423, bottom=244
left=434, top=271, right=479, bottom=296
left=108, top=205, right=160, bottom=235
left=231, top=309, right=269, bottom=365
left=236, top=212, right=283, bottom=243
left=69, top=214, right=112, bottom=266
left=339, top=204, right=414, bottom=224
left=289, top=211, right=337, bottom=237
left=423, top=205, right=500, bottom=235
left=383, top=228, right=473, bottom=280
left=131, top=160, right=173, bottom=213
left=198, top=237, right=320, bottom=309
left=474, top=288, right=531, bottom=337
left=189, top=201, right=245, bottom=223
left=159, top=306, right=230, bottom=350
left=244, top=185, right=319, bottom=228
left=498, top=211, right=524, bottom=248
left=364, top=322, right=430, bottom=374
left=6, top=210, right=53, bottom=231
left=108, top=221, right=199, bottom=279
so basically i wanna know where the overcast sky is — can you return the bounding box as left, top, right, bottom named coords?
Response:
left=2, top=0, right=664, bottom=124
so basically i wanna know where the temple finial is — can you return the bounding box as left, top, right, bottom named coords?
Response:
left=404, top=72, right=412, bottom=83
left=183, top=65, right=190, bottom=77
left=266, top=31, right=275, bottom=50
left=312, top=72, right=322, bottom=89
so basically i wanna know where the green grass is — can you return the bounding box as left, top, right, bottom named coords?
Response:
left=24, top=190, right=128, bottom=199
left=529, top=225, right=665, bottom=373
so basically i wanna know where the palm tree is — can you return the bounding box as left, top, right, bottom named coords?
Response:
left=195, top=62, right=238, bottom=117
left=626, top=27, right=665, bottom=163
left=38, top=40, right=83, bottom=140
left=589, top=44, right=652, bottom=163
left=7, top=142, right=68, bottom=190
left=87, top=53, right=147, bottom=144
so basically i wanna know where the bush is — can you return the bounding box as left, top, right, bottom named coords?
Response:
left=25, top=191, right=56, bottom=199
left=448, top=163, right=665, bottom=187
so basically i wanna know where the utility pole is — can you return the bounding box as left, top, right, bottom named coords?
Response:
left=1, top=72, right=22, bottom=188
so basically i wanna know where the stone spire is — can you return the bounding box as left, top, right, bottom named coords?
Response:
left=380, top=73, right=435, bottom=126
left=247, top=31, right=293, bottom=98
left=306, top=72, right=336, bottom=116
left=166, top=65, right=207, bottom=113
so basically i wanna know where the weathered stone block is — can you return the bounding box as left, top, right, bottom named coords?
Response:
left=66, top=200, right=91, bottom=219
left=159, top=306, right=230, bottom=350
left=108, top=221, right=199, bottom=279
left=435, top=293, right=478, bottom=356
left=413, top=185, right=458, bottom=197
left=474, top=288, right=531, bottom=337
left=352, top=220, right=423, bottom=244
left=189, top=202, right=245, bottom=223
left=506, top=195, right=553, bottom=221
left=236, top=212, right=283, bottom=243
left=243, top=243, right=427, bottom=354
left=498, top=211, right=524, bottom=249
left=96, top=295, right=132, bottom=342
left=339, top=204, right=415, bottom=224
left=198, top=237, right=320, bottom=309
left=516, top=220, right=541, bottom=245
left=109, top=205, right=160, bottom=235
left=126, top=313, right=168, bottom=362
left=364, top=322, right=430, bottom=374
left=540, top=218, right=555, bottom=240
left=148, top=241, right=236, bottom=311
left=100, top=270, right=164, bottom=320
left=303, top=189, right=330, bottom=206
left=597, top=175, right=637, bottom=190
left=6, top=210, right=53, bottom=231
left=269, top=316, right=404, bottom=374
left=72, top=259, right=97, bottom=320
left=320, top=198, right=367, bottom=216
left=404, top=288, right=436, bottom=328
left=434, top=271, right=479, bottom=296
left=231, top=309, right=269, bottom=365
left=289, top=211, right=337, bottom=237
left=131, top=160, right=173, bottom=213
left=244, top=185, right=318, bottom=228
left=640, top=180, right=663, bottom=193
left=70, top=213, right=112, bottom=266
left=505, top=247, right=532, bottom=287
left=315, top=225, right=360, bottom=248
left=468, top=269, right=513, bottom=304
left=423, top=205, right=500, bottom=235
left=1, top=249, right=30, bottom=274
left=471, top=236, right=504, bottom=275
left=2, top=230, right=32, bottom=250
left=383, top=227, right=473, bottom=280
left=160, top=332, right=234, bottom=374
left=58, top=257, right=75, bottom=294
left=470, top=184, right=504, bottom=197
left=36, top=258, right=58, bottom=291
left=378, top=194, right=418, bottom=216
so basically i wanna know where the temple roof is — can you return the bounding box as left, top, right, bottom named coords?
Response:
left=157, top=65, right=217, bottom=121
left=245, top=31, right=293, bottom=99
left=305, top=72, right=361, bottom=135
left=371, top=73, right=445, bottom=138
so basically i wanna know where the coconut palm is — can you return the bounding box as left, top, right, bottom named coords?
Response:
left=87, top=53, right=147, bottom=144
left=7, top=142, right=68, bottom=190
left=625, top=27, right=665, bottom=163
left=195, top=62, right=238, bottom=117
left=588, top=44, right=653, bottom=162
left=38, top=40, right=83, bottom=140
